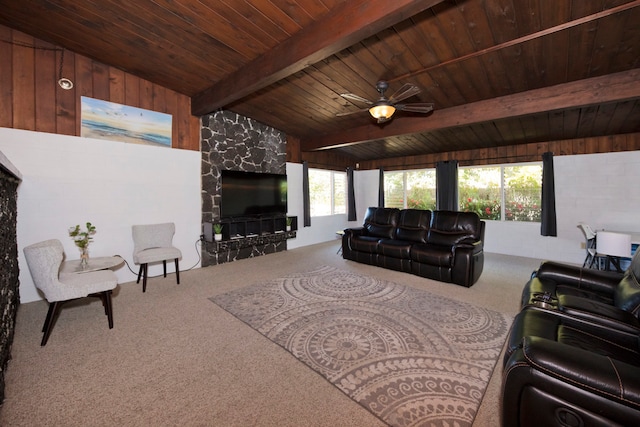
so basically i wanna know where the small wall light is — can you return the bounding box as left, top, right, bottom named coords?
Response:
left=57, top=49, right=73, bottom=90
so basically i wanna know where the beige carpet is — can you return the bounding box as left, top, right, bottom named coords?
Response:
left=211, top=265, right=512, bottom=426
left=0, top=241, right=542, bottom=426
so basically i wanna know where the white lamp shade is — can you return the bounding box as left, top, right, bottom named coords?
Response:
left=597, top=231, right=632, bottom=258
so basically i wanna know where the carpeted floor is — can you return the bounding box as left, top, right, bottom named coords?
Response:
left=0, top=241, right=542, bottom=426
left=211, top=265, right=512, bottom=427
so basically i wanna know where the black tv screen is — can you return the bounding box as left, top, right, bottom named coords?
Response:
left=221, top=170, right=287, bottom=218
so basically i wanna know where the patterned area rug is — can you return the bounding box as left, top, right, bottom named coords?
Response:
left=210, top=266, right=511, bottom=427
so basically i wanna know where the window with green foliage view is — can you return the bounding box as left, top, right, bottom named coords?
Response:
left=385, top=163, right=542, bottom=222
left=503, top=165, right=542, bottom=222
left=459, top=166, right=502, bottom=219
left=459, top=164, right=542, bottom=221
left=309, top=169, right=346, bottom=216
left=384, top=170, right=436, bottom=210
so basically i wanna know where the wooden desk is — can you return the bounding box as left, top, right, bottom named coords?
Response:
left=60, top=256, right=124, bottom=275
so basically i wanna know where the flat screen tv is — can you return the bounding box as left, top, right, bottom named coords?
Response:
left=220, top=170, right=287, bottom=218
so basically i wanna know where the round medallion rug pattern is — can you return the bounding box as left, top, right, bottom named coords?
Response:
left=211, top=266, right=511, bottom=427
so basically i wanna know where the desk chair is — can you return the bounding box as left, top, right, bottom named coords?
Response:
left=577, top=223, right=605, bottom=269
left=23, top=239, right=118, bottom=346
left=132, top=222, right=182, bottom=292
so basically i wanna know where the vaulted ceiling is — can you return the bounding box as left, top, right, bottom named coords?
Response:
left=2, top=0, right=639, bottom=162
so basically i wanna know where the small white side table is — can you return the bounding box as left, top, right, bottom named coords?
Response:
left=60, top=255, right=124, bottom=275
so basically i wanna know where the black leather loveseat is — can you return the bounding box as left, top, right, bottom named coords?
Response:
left=502, top=250, right=640, bottom=426
left=341, top=207, right=485, bottom=287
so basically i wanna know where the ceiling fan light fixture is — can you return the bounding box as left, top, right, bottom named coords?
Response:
left=369, top=103, right=396, bottom=120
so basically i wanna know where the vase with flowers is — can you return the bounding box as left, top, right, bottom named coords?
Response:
left=69, top=222, right=97, bottom=269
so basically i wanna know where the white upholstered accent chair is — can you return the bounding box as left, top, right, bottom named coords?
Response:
left=132, top=222, right=182, bottom=292
left=23, top=239, right=118, bottom=346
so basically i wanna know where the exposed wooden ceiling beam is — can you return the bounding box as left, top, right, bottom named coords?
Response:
left=389, top=0, right=640, bottom=84
left=302, top=69, right=640, bottom=151
left=191, top=0, right=446, bottom=116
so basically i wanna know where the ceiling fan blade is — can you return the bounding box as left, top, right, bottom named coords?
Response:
left=336, top=107, right=370, bottom=117
left=340, top=93, right=373, bottom=105
left=395, top=103, right=434, bottom=114
left=388, top=83, right=421, bottom=103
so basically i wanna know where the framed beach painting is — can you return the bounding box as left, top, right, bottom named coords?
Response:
left=81, top=97, right=172, bottom=147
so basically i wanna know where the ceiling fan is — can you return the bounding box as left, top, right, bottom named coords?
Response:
left=337, top=80, right=434, bottom=124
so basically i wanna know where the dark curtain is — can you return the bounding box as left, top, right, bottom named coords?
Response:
left=541, top=152, right=557, bottom=236
left=302, top=161, right=311, bottom=227
left=378, top=167, right=385, bottom=207
left=347, top=167, right=357, bottom=221
left=436, top=160, right=459, bottom=211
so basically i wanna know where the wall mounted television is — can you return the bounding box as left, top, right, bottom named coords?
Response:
left=220, top=170, right=287, bottom=219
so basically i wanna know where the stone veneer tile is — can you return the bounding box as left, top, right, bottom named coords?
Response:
left=200, top=110, right=287, bottom=267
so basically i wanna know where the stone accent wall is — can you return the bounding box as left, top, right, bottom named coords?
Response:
left=0, top=166, right=20, bottom=403
left=201, top=110, right=287, bottom=267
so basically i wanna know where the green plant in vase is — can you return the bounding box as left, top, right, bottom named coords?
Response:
left=286, top=217, right=293, bottom=231
left=69, top=222, right=96, bottom=268
left=213, top=223, right=223, bottom=241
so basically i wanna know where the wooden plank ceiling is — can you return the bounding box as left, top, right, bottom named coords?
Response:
left=2, top=0, right=639, bottom=162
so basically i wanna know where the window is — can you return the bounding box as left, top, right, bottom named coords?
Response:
left=384, top=169, right=436, bottom=210
left=503, top=164, right=542, bottom=222
left=333, top=172, right=346, bottom=214
left=385, top=163, right=542, bottom=222
left=459, top=167, right=502, bottom=220
left=309, top=169, right=346, bottom=216
left=384, top=171, right=405, bottom=208
left=459, top=164, right=542, bottom=221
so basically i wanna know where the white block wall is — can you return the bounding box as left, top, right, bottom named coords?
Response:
left=0, top=128, right=201, bottom=303
left=2, top=126, right=638, bottom=302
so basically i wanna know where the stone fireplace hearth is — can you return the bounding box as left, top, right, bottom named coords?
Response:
left=200, top=110, right=287, bottom=267
left=0, top=153, right=21, bottom=403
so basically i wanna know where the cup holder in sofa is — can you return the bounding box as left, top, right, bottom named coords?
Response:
left=529, top=291, right=558, bottom=309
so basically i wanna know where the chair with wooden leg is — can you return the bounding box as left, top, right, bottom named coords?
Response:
left=23, top=239, right=118, bottom=346
left=132, top=222, right=182, bottom=292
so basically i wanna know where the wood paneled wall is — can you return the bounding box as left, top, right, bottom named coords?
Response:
left=3, top=23, right=637, bottom=166
left=357, top=133, right=640, bottom=171
left=295, top=132, right=640, bottom=172
left=0, top=25, right=200, bottom=151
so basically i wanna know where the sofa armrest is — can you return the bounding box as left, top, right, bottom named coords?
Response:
left=344, top=227, right=366, bottom=237
left=516, top=336, right=640, bottom=405
left=535, top=261, right=623, bottom=295
left=557, top=295, right=640, bottom=333
left=455, top=238, right=483, bottom=253
left=342, top=227, right=368, bottom=257
left=503, top=336, right=640, bottom=426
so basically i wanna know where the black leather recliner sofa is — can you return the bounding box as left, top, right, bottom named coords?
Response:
left=502, top=250, right=640, bottom=426
left=341, top=207, right=485, bottom=287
